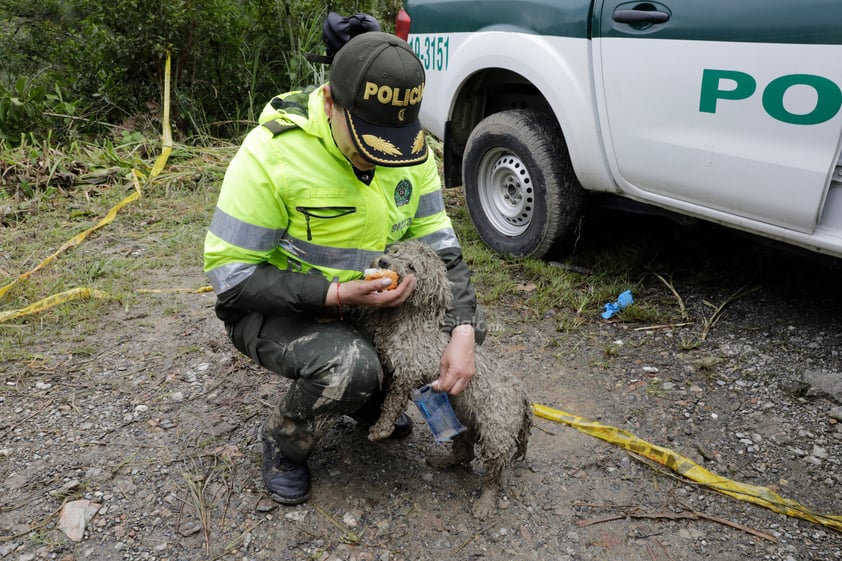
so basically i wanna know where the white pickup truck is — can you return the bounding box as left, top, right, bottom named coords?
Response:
left=395, top=0, right=842, bottom=259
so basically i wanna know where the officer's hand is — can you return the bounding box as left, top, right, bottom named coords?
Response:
left=434, top=324, right=476, bottom=396
left=326, top=274, right=417, bottom=309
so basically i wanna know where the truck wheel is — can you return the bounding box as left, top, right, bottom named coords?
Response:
left=462, top=109, right=584, bottom=258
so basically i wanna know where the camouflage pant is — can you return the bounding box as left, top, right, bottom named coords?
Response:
left=228, top=312, right=386, bottom=464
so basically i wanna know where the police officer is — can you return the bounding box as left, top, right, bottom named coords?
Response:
left=203, top=31, right=483, bottom=505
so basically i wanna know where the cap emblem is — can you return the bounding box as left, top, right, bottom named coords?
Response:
left=411, top=131, right=426, bottom=155
left=362, top=134, right=402, bottom=156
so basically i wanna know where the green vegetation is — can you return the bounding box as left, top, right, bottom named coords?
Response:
left=0, top=0, right=403, bottom=145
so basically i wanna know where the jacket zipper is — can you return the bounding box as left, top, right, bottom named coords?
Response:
left=295, top=206, right=357, bottom=241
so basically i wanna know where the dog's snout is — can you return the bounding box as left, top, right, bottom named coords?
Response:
left=376, top=256, right=392, bottom=269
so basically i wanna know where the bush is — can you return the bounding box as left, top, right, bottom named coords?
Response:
left=0, top=0, right=404, bottom=144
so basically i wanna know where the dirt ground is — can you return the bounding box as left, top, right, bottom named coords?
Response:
left=2, top=210, right=842, bottom=561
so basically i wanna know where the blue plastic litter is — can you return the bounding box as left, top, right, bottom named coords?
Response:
left=601, top=289, right=634, bottom=319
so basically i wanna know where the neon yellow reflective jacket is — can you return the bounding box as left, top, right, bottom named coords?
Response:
left=203, top=85, right=479, bottom=330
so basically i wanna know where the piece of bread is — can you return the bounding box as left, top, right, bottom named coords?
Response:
left=364, top=268, right=399, bottom=290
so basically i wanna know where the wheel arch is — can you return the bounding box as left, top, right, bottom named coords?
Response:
left=429, top=33, right=611, bottom=191
left=442, top=67, right=549, bottom=188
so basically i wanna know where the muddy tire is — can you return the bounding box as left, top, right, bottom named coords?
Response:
left=462, top=109, right=585, bottom=258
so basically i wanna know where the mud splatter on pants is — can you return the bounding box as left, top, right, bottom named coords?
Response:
left=228, top=311, right=386, bottom=464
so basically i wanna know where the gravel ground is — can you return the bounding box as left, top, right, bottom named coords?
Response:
left=2, top=211, right=841, bottom=561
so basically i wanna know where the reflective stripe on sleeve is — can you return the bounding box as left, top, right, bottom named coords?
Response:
left=209, top=207, right=286, bottom=252
left=205, top=262, right=258, bottom=294
left=411, top=228, right=461, bottom=251
left=414, top=190, right=446, bottom=219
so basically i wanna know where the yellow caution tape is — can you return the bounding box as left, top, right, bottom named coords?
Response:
left=0, top=52, right=176, bottom=319
left=533, top=403, right=842, bottom=532
left=0, top=185, right=141, bottom=303
left=0, top=283, right=212, bottom=324
left=0, top=288, right=112, bottom=322
left=137, top=286, right=213, bottom=294
left=149, top=51, right=173, bottom=178
left=0, top=285, right=212, bottom=323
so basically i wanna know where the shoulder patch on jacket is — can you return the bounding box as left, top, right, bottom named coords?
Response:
left=262, top=85, right=318, bottom=136
left=262, top=120, right=299, bottom=136
left=269, top=86, right=316, bottom=117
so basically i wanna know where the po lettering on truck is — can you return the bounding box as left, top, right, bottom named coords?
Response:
left=699, top=69, right=842, bottom=125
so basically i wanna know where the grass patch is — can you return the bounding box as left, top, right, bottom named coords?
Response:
left=0, top=135, right=234, bottom=367
left=443, top=187, right=680, bottom=332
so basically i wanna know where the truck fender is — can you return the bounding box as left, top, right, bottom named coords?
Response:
left=422, top=31, right=617, bottom=192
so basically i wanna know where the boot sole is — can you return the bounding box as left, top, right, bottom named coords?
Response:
left=267, top=490, right=311, bottom=506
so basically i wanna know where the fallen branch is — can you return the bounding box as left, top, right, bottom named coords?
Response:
left=576, top=507, right=777, bottom=543
left=311, top=501, right=362, bottom=544
left=654, top=273, right=688, bottom=320
left=633, top=322, right=694, bottom=332
left=700, top=282, right=760, bottom=341
left=576, top=510, right=697, bottom=527
left=209, top=519, right=265, bottom=561
left=693, top=510, right=778, bottom=543
left=453, top=520, right=499, bottom=553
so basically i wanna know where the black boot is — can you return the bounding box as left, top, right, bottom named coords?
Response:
left=349, top=409, right=414, bottom=439
left=348, top=371, right=414, bottom=438
left=390, top=412, right=414, bottom=438
left=260, top=426, right=311, bottom=505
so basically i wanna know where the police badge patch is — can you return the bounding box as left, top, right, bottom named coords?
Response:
left=394, top=179, right=412, bottom=207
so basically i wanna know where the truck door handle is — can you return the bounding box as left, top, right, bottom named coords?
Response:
left=613, top=9, right=670, bottom=24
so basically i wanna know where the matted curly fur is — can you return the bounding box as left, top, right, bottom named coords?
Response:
left=350, top=240, right=532, bottom=519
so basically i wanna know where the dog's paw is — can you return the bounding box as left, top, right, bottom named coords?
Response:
left=367, top=424, right=393, bottom=442
left=426, top=452, right=468, bottom=469
left=471, top=488, right=497, bottom=520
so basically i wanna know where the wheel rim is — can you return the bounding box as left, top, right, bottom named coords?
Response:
left=475, top=148, right=535, bottom=236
